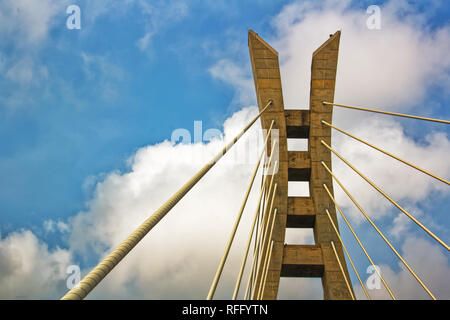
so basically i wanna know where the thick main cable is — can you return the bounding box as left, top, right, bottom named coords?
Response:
left=61, top=100, right=273, bottom=300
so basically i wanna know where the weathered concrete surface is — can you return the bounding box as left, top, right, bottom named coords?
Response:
left=308, top=31, right=354, bottom=300
left=248, top=29, right=288, bottom=300
left=281, top=245, right=324, bottom=277
left=248, top=30, right=353, bottom=300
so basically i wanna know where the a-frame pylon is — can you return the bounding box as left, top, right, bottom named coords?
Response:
left=248, top=30, right=354, bottom=300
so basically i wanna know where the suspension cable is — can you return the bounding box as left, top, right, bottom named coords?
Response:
left=325, top=209, right=371, bottom=300
left=61, top=100, right=273, bottom=300
left=250, top=167, right=266, bottom=296
left=244, top=257, right=257, bottom=299
left=250, top=138, right=276, bottom=298
left=323, top=101, right=450, bottom=124
left=321, top=140, right=449, bottom=251
left=322, top=167, right=437, bottom=300
left=257, top=169, right=276, bottom=261
left=253, top=161, right=265, bottom=292
left=206, top=120, right=275, bottom=300
left=231, top=141, right=278, bottom=300
left=323, top=184, right=396, bottom=300
left=232, top=179, right=266, bottom=300
left=252, top=165, right=276, bottom=296
left=258, top=240, right=275, bottom=300
left=252, top=183, right=278, bottom=299
left=243, top=181, right=278, bottom=300
left=330, top=240, right=355, bottom=300
left=257, top=206, right=278, bottom=300
left=321, top=120, right=449, bottom=185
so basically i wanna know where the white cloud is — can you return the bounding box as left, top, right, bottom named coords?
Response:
left=353, top=237, right=450, bottom=300
left=270, top=1, right=450, bottom=299
left=6, top=58, right=34, bottom=84
left=278, top=278, right=323, bottom=299
left=270, top=1, right=450, bottom=228
left=332, top=119, right=450, bottom=222
left=43, top=220, right=70, bottom=234
left=272, top=0, right=450, bottom=112
left=1, top=0, right=449, bottom=300
left=0, top=1, right=67, bottom=109
left=137, top=32, right=155, bottom=51
left=43, top=220, right=55, bottom=233
left=0, top=106, right=265, bottom=299
left=66, top=106, right=265, bottom=299
left=209, top=59, right=255, bottom=108
left=80, top=52, right=126, bottom=101
left=0, top=54, right=51, bottom=109
left=5, top=57, right=49, bottom=85
left=0, top=230, right=71, bottom=299
left=0, top=0, right=70, bottom=45
left=135, top=0, right=189, bottom=51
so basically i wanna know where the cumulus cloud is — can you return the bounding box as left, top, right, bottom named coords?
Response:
left=272, top=0, right=450, bottom=112
left=43, top=220, right=70, bottom=234
left=269, top=0, right=450, bottom=226
left=268, top=0, right=450, bottom=299
left=209, top=59, right=255, bottom=108
left=278, top=278, right=323, bottom=300
left=208, top=0, right=450, bottom=299
left=332, top=119, right=450, bottom=222
left=353, top=237, right=450, bottom=300
left=0, top=106, right=266, bottom=299
left=67, top=106, right=265, bottom=299
left=0, top=0, right=186, bottom=110
left=0, top=230, right=71, bottom=299
left=1, top=0, right=449, bottom=300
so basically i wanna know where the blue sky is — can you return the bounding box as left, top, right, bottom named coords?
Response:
left=0, top=0, right=295, bottom=233
left=0, top=0, right=449, bottom=299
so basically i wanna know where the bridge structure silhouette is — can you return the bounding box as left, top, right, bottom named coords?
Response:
left=61, top=30, right=449, bottom=300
